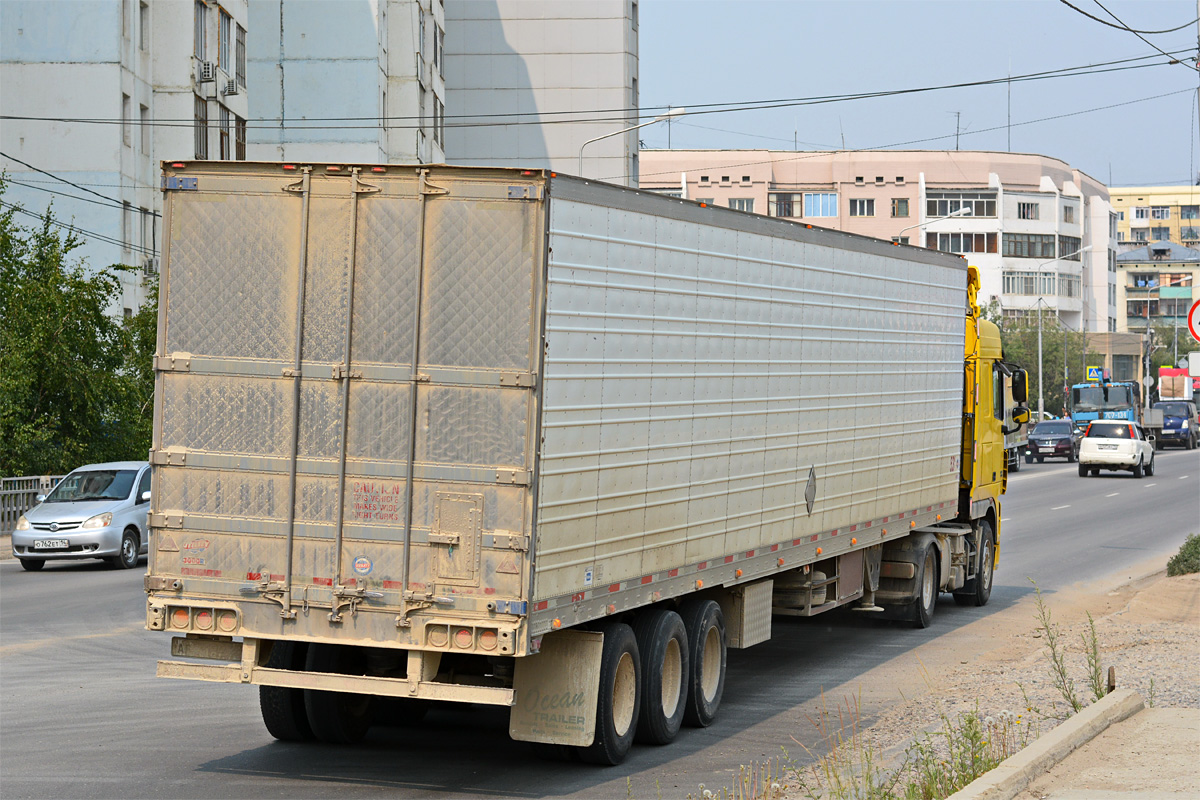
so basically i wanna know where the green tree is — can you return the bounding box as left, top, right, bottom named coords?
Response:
left=0, top=181, right=157, bottom=476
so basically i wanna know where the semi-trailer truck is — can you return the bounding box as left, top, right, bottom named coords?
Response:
left=146, top=163, right=1028, bottom=765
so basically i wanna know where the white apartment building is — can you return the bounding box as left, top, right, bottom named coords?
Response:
left=444, top=0, right=639, bottom=184
left=245, top=0, right=446, bottom=163
left=641, top=150, right=1119, bottom=333
left=0, top=0, right=249, bottom=316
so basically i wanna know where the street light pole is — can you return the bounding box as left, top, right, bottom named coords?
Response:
left=896, top=205, right=973, bottom=244
left=1031, top=245, right=1092, bottom=421
left=577, top=107, right=686, bottom=179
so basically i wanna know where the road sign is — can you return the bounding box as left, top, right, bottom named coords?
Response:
left=1086, top=366, right=1103, bottom=381
left=1189, top=298, right=1200, bottom=343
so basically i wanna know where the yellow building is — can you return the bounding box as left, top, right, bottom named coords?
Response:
left=1115, top=241, right=1199, bottom=333
left=1110, top=185, right=1200, bottom=251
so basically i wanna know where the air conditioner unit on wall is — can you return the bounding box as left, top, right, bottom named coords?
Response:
left=198, top=61, right=215, bottom=82
left=223, top=79, right=238, bottom=96
left=143, top=257, right=159, bottom=276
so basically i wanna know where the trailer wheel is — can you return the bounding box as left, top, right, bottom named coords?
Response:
left=953, top=520, right=994, bottom=608
left=632, top=608, right=689, bottom=745
left=909, top=543, right=938, bottom=629
left=579, top=622, right=640, bottom=765
left=303, top=644, right=374, bottom=744
left=259, top=641, right=314, bottom=741
left=681, top=598, right=727, bottom=728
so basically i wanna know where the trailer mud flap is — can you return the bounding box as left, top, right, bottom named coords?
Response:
left=509, top=629, right=602, bottom=746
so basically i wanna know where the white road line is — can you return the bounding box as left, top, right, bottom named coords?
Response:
left=1051, top=505, right=1071, bottom=510
left=1181, top=476, right=1191, bottom=480
left=1001, top=517, right=1010, bottom=522
left=1106, top=492, right=1119, bottom=497
left=1145, top=483, right=1156, bottom=487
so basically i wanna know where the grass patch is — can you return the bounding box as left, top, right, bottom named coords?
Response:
left=1167, top=533, right=1200, bottom=576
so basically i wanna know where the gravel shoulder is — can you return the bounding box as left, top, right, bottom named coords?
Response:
left=778, top=561, right=1200, bottom=797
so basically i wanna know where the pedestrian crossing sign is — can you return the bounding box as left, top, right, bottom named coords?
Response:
left=1086, top=366, right=1103, bottom=381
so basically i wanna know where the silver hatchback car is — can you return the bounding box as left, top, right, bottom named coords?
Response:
left=11, top=461, right=151, bottom=572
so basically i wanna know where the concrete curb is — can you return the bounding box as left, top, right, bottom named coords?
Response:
left=946, top=688, right=1144, bottom=800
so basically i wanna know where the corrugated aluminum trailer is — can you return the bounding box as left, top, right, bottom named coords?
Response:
left=148, top=163, right=1000, bottom=763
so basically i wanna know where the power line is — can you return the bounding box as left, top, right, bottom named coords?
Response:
left=627, top=88, right=1196, bottom=184
left=0, top=200, right=157, bottom=258
left=0, top=49, right=1191, bottom=133
left=1057, top=0, right=1198, bottom=35
left=0, top=151, right=161, bottom=217
left=1088, top=0, right=1197, bottom=67
left=5, top=177, right=132, bottom=214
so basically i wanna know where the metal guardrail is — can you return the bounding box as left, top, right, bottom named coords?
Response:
left=1, top=476, right=64, bottom=535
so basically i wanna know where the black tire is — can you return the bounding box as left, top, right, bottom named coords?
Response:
left=1036, top=456, right=1044, bottom=464
left=579, top=622, right=640, bottom=766
left=373, top=697, right=432, bottom=727
left=1132, top=458, right=1144, bottom=479
left=680, top=598, right=727, bottom=728
left=953, top=521, right=994, bottom=608
left=1090, top=467, right=1099, bottom=477
left=106, top=529, right=139, bottom=569
left=1145, top=454, right=1155, bottom=477
left=1067, top=449, right=1075, bottom=463
left=259, top=641, right=314, bottom=741
left=909, top=542, right=938, bottom=629
left=19, top=558, right=45, bottom=572
left=632, top=608, right=689, bottom=745
left=304, top=644, right=374, bottom=744
left=1025, top=453, right=1033, bottom=464
left=1078, top=463, right=1088, bottom=477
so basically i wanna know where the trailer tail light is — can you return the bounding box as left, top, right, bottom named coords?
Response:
left=282, top=164, right=296, bottom=171
left=216, top=610, right=238, bottom=633
left=371, top=166, right=387, bottom=173
left=170, top=608, right=190, bottom=629
left=171, top=162, right=186, bottom=168
left=193, top=610, right=213, bottom=631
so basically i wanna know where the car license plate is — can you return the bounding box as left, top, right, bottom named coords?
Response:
left=1098, top=444, right=1117, bottom=450
left=34, top=539, right=69, bottom=549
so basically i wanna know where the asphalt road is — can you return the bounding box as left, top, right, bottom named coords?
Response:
left=2, top=448, right=1196, bottom=800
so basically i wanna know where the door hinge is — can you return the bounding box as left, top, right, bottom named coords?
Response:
left=145, top=575, right=182, bottom=592
left=331, top=366, right=363, bottom=380
left=489, top=599, right=528, bottom=615
left=507, top=185, right=542, bottom=201
left=484, top=531, right=528, bottom=551
left=428, top=532, right=461, bottom=546
left=149, top=513, right=185, bottom=529
left=499, top=372, right=536, bottom=388
left=149, top=448, right=187, bottom=466
left=155, top=353, right=192, bottom=372
left=494, top=470, right=531, bottom=486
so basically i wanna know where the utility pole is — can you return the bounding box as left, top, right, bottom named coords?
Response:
left=1038, top=299, right=1044, bottom=421
left=1007, top=62, right=1012, bottom=152
left=953, top=111, right=961, bottom=151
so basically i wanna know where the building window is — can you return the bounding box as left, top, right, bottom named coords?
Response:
left=929, top=232, right=997, bottom=254
left=218, top=106, right=231, bottom=159
left=419, top=84, right=427, bottom=132
left=434, top=25, right=444, bottom=78
left=1150, top=226, right=1170, bottom=241
left=235, top=115, right=246, bottom=160
left=1117, top=211, right=1124, bottom=221
left=218, top=8, right=231, bottom=72
left=849, top=198, right=874, bottom=217
left=891, top=236, right=910, bottom=245
left=235, top=24, right=246, bottom=86
left=1132, top=229, right=1148, bottom=242
left=1129, top=273, right=1158, bottom=288
left=1150, top=206, right=1170, bottom=220
left=1002, top=233, right=1055, bottom=259
left=140, top=104, right=150, bottom=153
left=804, top=192, right=837, bottom=217
left=695, top=198, right=713, bottom=205
left=194, top=95, right=208, bottom=158
left=768, top=193, right=801, bottom=218
left=926, top=191, right=996, bottom=218
left=140, top=207, right=152, bottom=257
left=1132, top=207, right=1149, bottom=220
left=1017, top=201, right=1039, bottom=220
left=434, top=97, right=444, bottom=145
left=1059, top=236, right=1082, bottom=259
left=1182, top=205, right=1199, bottom=220
left=139, top=2, right=149, bottom=50
left=896, top=176, right=905, bottom=185
left=1063, top=205, right=1076, bottom=224
left=890, top=197, right=909, bottom=218
left=122, top=202, right=132, bottom=253
left=1163, top=273, right=1193, bottom=287
left=194, top=0, right=206, bottom=59
left=728, top=198, right=755, bottom=213
left=122, top=94, right=131, bottom=147
left=418, top=11, right=426, bottom=57
left=1181, top=226, right=1200, bottom=241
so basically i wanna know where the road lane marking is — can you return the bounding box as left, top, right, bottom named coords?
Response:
left=1051, top=505, right=1071, bottom=510
left=1106, top=492, right=1119, bottom=497
left=1145, top=483, right=1156, bottom=487
left=1181, top=476, right=1191, bottom=480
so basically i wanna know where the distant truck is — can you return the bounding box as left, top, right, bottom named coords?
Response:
left=146, top=163, right=1028, bottom=765
left=1068, top=380, right=1139, bottom=428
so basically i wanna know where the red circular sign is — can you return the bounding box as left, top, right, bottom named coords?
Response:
left=1190, top=298, right=1200, bottom=343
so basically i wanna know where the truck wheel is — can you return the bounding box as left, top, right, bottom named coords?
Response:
left=681, top=599, right=727, bottom=728
left=579, top=622, right=640, bottom=766
left=106, top=529, right=139, bottom=569
left=1132, top=458, right=1144, bottom=479
left=259, top=641, right=314, bottom=741
left=1078, top=463, right=1088, bottom=477
left=304, top=644, right=374, bottom=744
left=19, top=558, right=45, bottom=572
left=632, top=608, right=689, bottom=745
left=909, top=543, right=938, bottom=629
left=953, top=521, right=994, bottom=608
left=1010, top=454, right=1021, bottom=472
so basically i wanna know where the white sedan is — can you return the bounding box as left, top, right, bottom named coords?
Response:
left=1077, top=421, right=1155, bottom=478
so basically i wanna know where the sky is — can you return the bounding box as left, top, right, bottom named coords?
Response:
left=638, top=0, right=1199, bottom=188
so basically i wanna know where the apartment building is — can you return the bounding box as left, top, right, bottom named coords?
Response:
left=1110, top=186, right=1200, bottom=252
left=640, top=149, right=1118, bottom=333
left=1115, top=241, right=1199, bottom=334
left=0, top=0, right=250, bottom=316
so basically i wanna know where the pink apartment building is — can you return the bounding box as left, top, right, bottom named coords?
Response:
left=640, top=149, right=1118, bottom=333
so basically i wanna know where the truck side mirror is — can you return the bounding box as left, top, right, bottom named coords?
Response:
left=1012, top=408, right=1029, bottom=425
left=1013, top=370, right=1028, bottom=403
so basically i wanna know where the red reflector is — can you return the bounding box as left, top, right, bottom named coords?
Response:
left=521, top=170, right=534, bottom=176
left=371, top=166, right=386, bottom=172
left=326, top=165, right=341, bottom=171
left=283, top=164, right=296, bottom=170
left=550, top=172, right=557, bottom=178
left=171, top=163, right=185, bottom=168
left=700, top=202, right=707, bottom=207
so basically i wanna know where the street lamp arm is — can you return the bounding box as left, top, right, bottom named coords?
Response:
left=896, top=206, right=973, bottom=239
left=578, top=107, right=686, bottom=177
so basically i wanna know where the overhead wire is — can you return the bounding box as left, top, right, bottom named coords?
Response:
left=1087, top=0, right=1197, bottom=67
left=1057, top=0, right=1198, bottom=34
left=0, top=200, right=158, bottom=258
left=0, top=150, right=161, bottom=217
